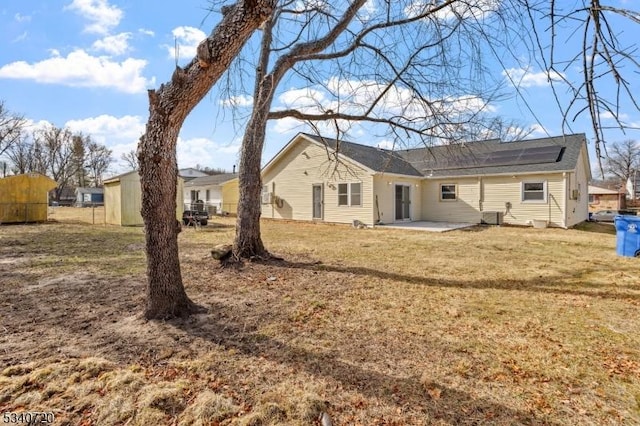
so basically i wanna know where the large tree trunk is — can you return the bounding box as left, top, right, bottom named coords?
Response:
left=138, top=0, right=274, bottom=319
left=233, top=19, right=276, bottom=260
left=233, top=100, right=270, bottom=259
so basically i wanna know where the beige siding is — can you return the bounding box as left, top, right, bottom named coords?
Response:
left=481, top=174, right=565, bottom=227
left=262, top=138, right=374, bottom=225
left=121, top=174, right=143, bottom=225
left=565, top=147, right=590, bottom=227
left=221, top=179, right=239, bottom=214
left=104, top=181, right=121, bottom=225
left=104, top=172, right=184, bottom=226
left=372, top=175, right=423, bottom=223
left=421, top=178, right=482, bottom=223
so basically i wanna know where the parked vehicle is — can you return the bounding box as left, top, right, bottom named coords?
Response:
left=591, top=210, right=619, bottom=222
left=182, top=209, right=209, bottom=226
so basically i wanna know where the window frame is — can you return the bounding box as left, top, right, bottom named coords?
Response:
left=521, top=180, right=547, bottom=203
left=439, top=183, right=457, bottom=201
left=337, top=182, right=362, bottom=207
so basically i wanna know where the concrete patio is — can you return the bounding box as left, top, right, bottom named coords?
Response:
left=375, top=221, right=477, bottom=232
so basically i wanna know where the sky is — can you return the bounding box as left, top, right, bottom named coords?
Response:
left=0, top=0, right=639, bottom=178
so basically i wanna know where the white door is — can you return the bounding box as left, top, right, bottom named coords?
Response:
left=312, top=184, right=323, bottom=219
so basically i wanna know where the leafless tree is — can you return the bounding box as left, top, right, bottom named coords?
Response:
left=219, top=0, right=640, bottom=259
left=223, top=1, right=533, bottom=259
left=137, top=0, right=275, bottom=319
left=120, top=150, right=139, bottom=171
left=525, top=1, right=640, bottom=174
left=84, top=139, right=112, bottom=186
left=0, top=101, right=26, bottom=158
left=30, top=125, right=79, bottom=202
left=605, top=140, right=640, bottom=186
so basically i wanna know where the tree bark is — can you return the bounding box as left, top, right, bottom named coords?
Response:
left=139, top=0, right=274, bottom=319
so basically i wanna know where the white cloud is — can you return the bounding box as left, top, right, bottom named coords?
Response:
left=11, top=31, right=28, bottom=43
left=278, top=88, right=327, bottom=109
left=165, top=26, right=206, bottom=62
left=139, top=28, right=155, bottom=37
left=601, top=111, right=630, bottom=121
left=405, top=0, right=500, bottom=21
left=502, top=67, right=565, bottom=88
left=220, top=95, right=254, bottom=108
left=0, top=49, right=152, bottom=94
left=65, top=114, right=146, bottom=142
left=177, top=136, right=241, bottom=169
left=14, top=13, right=31, bottom=23
left=92, top=32, right=131, bottom=55
left=65, top=0, right=123, bottom=34
left=65, top=115, right=145, bottom=175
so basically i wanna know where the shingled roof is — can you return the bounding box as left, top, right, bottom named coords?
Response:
left=303, top=133, right=587, bottom=178
left=184, top=173, right=238, bottom=187
left=302, top=133, right=422, bottom=176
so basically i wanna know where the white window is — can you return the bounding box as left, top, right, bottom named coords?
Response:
left=440, top=184, right=457, bottom=201
left=522, top=181, right=547, bottom=202
left=337, top=182, right=362, bottom=206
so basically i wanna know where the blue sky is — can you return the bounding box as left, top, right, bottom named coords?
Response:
left=1, top=0, right=638, bottom=178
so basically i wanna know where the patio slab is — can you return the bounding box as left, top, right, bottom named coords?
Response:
left=375, top=221, right=477, bottom=232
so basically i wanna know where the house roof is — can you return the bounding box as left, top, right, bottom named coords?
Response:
left=184, top=173, right=238, bottom=187
left=395, top=133, right=588, bottom=178
left=588, top=185, right=620, bottom=195
left=75, top=187, right=104, bottom=194
left=265, top=132, right=589, bottom=180
left=103, top=170, right=138, bottom=183
left=302, top=133, right=423, bottom=176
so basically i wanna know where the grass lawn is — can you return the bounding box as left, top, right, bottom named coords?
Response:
left=0, top=213, right=638, bottom=425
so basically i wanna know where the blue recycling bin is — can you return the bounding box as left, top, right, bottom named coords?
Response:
left=614, top=215, right=640, bottom=257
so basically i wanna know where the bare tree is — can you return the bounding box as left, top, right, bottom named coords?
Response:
left=33, top=125, right=79, bottom=202
left=525, top=1, right=640, bottom=174
left=84, top=139, right=112, bottom=186
left=5, top=134, right=34, bottom=175
left=222, top=0, right=640, bottom=259
left=605, top=140, right=640, bottom=186
left=137, top=0, right=275, bottom=319
left=120, top=150, right=139, bottom=171
left=226, top=0, right=529, bottom=259
left=0, top=101, right=26, bottom=158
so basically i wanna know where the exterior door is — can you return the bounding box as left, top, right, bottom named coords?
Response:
left=312, top=184, right=323, bottom=219
left=395, top=185, right=410, bottom=221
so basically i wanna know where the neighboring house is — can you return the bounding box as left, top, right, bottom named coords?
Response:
left=179, top=168, right=209, bottom=181
left=588, top=185, right=621, bottom=211
left=75, top=187, right=104, bottom=207
left=103, top=171, right=184, bottom=226
left=184, top=173, right=238, bottom=214
left=50, top=186, right=76, bottom=206
left=261, top=133, right=591, bottom=228
left=0, top=173, right=57, bottom=223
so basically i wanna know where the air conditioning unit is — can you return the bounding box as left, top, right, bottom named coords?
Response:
left=261, top=192, right=273, bottom=204
left=481, top=211, right=504, bottom=225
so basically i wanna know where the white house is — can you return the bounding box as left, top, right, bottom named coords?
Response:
left=183, top=173, right=238, bottom=214
left=261, top=133, right=592, bottom=228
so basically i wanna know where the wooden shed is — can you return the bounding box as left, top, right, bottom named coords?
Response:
left=104, top=171, right=184, bottom=226
left=0, top=173, right=58, bottom=223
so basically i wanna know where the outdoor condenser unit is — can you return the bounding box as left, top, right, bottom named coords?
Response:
left=481, top=211, right=504, bottom=225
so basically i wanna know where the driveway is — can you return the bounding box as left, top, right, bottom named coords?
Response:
left=376, top=221, right=476, bottom=232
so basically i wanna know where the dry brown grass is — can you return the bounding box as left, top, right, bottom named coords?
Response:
left=0, top=211, right=639, bottom=425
